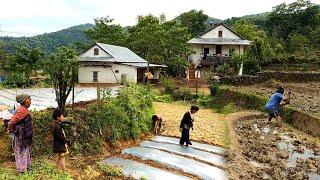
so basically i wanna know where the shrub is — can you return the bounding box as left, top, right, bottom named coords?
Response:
left=197, top=95, right=212, bottom=108
left=210, top=84, right=219, bottom=96
left=155, top=94, right=173, bottom=103
left=87, top=85, right=154, bottom=144
left=97, top=162, right=122, bottom=176
left=220, top=102, right=237, bottom=114
left=243, top=59, right=261, bottom=75
left=172, top=88, right=194, bottom=101
left=160, top=76, right=175, bottom=94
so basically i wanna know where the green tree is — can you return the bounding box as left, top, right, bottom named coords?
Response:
left=232, top=20, right=274, bottom=63
left=1, top=45, right=44, bottom=87
left=128, top=15, right=164, bottom=64
left=85, top=16, right=128, bottom=46
left=14, top=45, right=44, bottom=86
left=178, top=10, right=209, bottom=37
left=44, top=47, right=78, bottom=114
left=128, top=15, right=192, bottom=76
left=288, top=33, right=310, bottom=53
left=266, top=0, right=320, bottom=53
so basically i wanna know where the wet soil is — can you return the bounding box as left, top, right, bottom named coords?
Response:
left=227, top=116, right=320, bottom=180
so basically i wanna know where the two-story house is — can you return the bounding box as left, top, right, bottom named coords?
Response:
left=187, top=23, right=251, bottom=82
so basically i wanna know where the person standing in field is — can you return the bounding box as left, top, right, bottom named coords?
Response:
left=52, top=108, right=69, bottom=172
left=8, top=94, right=33, bottom=175
left=264, top=85, right=291, bottom=126
left=179, top=105, right=199, bottom=147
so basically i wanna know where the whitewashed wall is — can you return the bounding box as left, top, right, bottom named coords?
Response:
left=201, top=25, right=241, bottom=39
left=80, top=45, right=111, bottom=57
left=79, top=64, right=137, bottom=84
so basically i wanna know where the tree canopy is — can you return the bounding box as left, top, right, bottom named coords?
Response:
left=44, top=46, right=78, bottom=114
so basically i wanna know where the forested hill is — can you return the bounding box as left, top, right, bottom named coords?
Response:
left=223, top=12, right=270, bottom=29
left=0, top=24, right=93, bottom=54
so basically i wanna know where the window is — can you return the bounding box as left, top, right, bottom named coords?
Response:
left=94, top=48, right=99, bottom=55
left=93, top=71, right=98, bottom=82
left=218, top=30, right=222, bottom=38
left=115, top=70, right=119, bottom=73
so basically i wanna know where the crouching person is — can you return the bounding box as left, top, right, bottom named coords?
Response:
left=152, top=114, right=162, bottom=135
left=52, top=109, right=69, bottom=172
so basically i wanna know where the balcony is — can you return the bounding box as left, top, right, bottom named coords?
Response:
left=201, top=54, right=231, bottom=66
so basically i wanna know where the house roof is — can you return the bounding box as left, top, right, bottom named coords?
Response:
left=188, top=38, right=251, bottom=45
left=198, top=22, right=246, bottom=40
left=122, top=63, right=168, bottom=68
left=95, top=43, right=147, bottom=63
left=79, top=43, right=167, bottom=68
left=79, top=56, right=116, bottom=62
left=188, top=23, right=251, bottom=45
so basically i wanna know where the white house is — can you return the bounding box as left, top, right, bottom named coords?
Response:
left=187, top=23, right=251, bottom=81
left=78, top=43, right=166, bottom=85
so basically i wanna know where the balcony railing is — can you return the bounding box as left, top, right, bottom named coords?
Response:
left=201, top=54, right=231, bottom=66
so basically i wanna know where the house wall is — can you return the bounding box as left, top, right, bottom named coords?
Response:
left=201, top=25, right=241, bottom=39
left=78, top=64, right=137, bottom=84
left=190, top=45, right=245, bottom=57
left=80, top=44, right=111, bottom=57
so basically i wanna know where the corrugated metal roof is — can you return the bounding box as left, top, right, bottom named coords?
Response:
left=188, top=38, right=251, bottom=45
left=122, top=63, right=167, bottom=68
left=79, top=56, right=116, bottom=62
left=96, top=43, right=147, bottom=63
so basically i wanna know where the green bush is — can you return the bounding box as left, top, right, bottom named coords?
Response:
left=243, top=60, right=261, bottom=75
left=155, top=94, right=173, bottom=103
left=172, top=88, right=194, bottom=101
left=197, top=95, right=212, bottom=108
left=160, top=76, right=175, bottom=94
left=220, top=102, right=237, bottom=114
left=87, top=84, right=154, bottom=144
left=210, top=84, right=219, bottom=96
left=96, top=162, right=122, bottom=176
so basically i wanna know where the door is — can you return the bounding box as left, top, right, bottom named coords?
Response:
left=216, top=45, right=222, bottom=55
left=203, top=48, right=209, bottom=60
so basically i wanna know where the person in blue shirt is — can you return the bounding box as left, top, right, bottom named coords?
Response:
left=265, top=85, right=291, bottom=125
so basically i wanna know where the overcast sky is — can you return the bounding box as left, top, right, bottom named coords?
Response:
left=0, top=0, right=318, bottom=37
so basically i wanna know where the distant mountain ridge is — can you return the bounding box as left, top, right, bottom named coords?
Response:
left=0, top=24, right=94, bottom=54
left=0, top=12, right=269, bottom=54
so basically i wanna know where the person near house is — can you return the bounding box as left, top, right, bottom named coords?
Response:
left=152, top=114, right=162, bottom=135
left=52, top=108, right=69, bottom=172
left=179, top=105, right=199, bottom=146
left=7, top=94, right=33, bottom=174
left=144, top=71, right=153, bottom=84
left=264, top=85, right=291, bottom=126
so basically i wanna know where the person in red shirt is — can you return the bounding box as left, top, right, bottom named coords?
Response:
left=8, top=94, right=33, bottom=174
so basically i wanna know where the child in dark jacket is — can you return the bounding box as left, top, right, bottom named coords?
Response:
left=52, top=109, right=69, bottom=172
left=179, top=105, right=199, bottom=146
